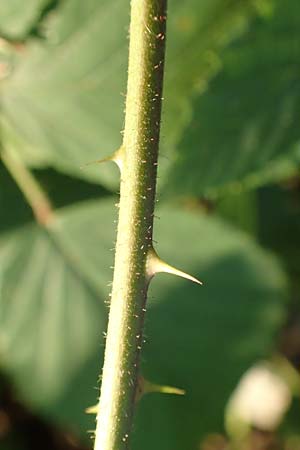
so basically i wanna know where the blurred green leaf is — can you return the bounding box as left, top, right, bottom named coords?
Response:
left=0, top=161, right=111, bottom=233
left=0, top=200, right=114, bottom=410
left=0, top=196, right=286, bottom=447
left=216, top=190, right=258, bottom=236
left=165, top=0, right=300, bottom=198
left=0, top=163, right=33, bottom=232
left=1, top=0, right=128, bottom=189
left=0, top=0, right=50, bottom=40
left=1, top=0, right=259, bottom=189
left=258, top=182, right=300, bottom=287
left=162, top=0, right=260, bottom=152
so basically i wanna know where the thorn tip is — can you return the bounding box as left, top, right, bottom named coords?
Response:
left=85, top=404, right=99, bottom=414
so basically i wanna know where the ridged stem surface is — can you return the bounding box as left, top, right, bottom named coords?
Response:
left=94, top=1, right=167, bottom=449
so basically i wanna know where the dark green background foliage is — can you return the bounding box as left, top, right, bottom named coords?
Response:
left=0, top=1, right=299, bottom=449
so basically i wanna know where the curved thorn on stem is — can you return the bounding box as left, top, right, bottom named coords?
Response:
left=81, top=146, right=124, bottom=172
left=136, top=376, right=185, bottom=402
left=146, top=247, right=203, bottom=285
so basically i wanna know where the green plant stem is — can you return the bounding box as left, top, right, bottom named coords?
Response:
left=94, top=1, right=167, bottom=449
left=1, top=147, right=54, bottom=226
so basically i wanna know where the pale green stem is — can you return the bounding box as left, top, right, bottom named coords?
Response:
left=94, top=1, right=167, bottom=449
left=1, top=147, right=54, bottom=226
